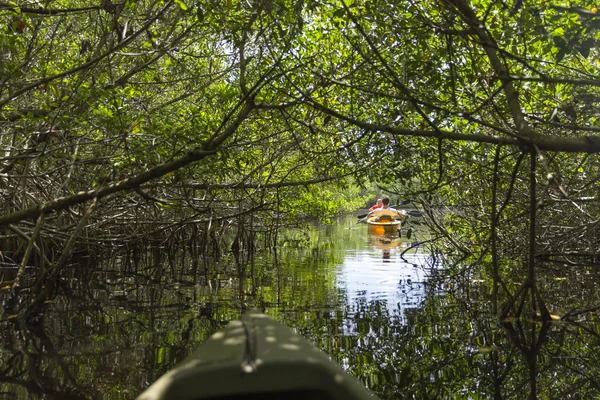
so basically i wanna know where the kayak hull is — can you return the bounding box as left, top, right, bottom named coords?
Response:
left=138, top=311, right=378, bottom=400
left=367, top=217, right=401, bottom=236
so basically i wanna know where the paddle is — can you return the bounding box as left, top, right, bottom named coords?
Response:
left=406, top=210, right=424, bottom=217
left=355, top=209, right=424, bottom=228
left=356, top=215, right=369, bottom=224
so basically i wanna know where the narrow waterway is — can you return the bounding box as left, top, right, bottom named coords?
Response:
left=0, top=214, right=599, bottom=399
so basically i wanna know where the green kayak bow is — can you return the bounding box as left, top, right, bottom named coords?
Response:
left=138, top=311, right=379, bottom=400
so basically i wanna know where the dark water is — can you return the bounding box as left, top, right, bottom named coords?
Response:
left=1, top=215, right=599, bottom=399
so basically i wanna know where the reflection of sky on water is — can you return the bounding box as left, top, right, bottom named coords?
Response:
left=337, top=249, right=429, bottom=315
left=336, top=235, right=432, bottom=320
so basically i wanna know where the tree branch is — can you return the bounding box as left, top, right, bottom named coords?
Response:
left=0, top=0, right=174, bottom=109
left=309, top=101, right=600, bottom=153
left=0, top=100, right=255, bottom=226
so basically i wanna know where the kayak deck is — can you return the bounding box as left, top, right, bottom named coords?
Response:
left=137, top=311, right=378, bottom=400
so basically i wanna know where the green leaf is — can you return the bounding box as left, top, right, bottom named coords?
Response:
left=552, top=27, right=565, bottom=37
left=553, top=36, right=566, bottom=48
left=577, top=38, right=595, bottom=58
left=174, top=0, right=188, bottom=11
left=588, top=19, right=600, bottom=30
left=332, top=8, right=345, bottom=18
left=556, top=46, right=568, bottom=62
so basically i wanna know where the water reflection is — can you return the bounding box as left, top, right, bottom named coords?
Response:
left=369, top=234, right=403, bottom=261
left=338, top=232, right=429, bottom=317
left=0, top=215, right=599, bottom=399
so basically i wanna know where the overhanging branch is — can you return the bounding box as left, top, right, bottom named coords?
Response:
left=309, top=102, right=600, bottom=153
left=0, top=100, right=255, bottom=226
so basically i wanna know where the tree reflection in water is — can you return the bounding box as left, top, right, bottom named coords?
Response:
left=0, top=216, right=598, bottom=398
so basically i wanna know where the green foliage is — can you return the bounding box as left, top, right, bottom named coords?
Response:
left=288, top=182, right=368, bottom=223
left=1, top=0, right=600, bottom=328
left=3, top=1, right=600, bottom=398
left=1, top=0, right=598, bottom=231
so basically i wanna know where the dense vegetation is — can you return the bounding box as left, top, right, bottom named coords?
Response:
left=1, top=0, right=600, bottom=397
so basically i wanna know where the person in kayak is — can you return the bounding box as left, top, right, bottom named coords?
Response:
left=368, top=195, right=407, bottom=221
left=369, top=198, right=383, bottom=212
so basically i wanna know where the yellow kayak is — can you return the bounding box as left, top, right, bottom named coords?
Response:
left=367, top=216, right=401, bottom=236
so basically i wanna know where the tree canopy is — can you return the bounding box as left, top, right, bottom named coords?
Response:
left=2, top=0, right=600, bottom=318
left=3, top=1, right=600, bottom=398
